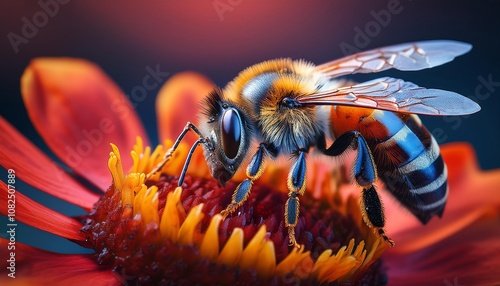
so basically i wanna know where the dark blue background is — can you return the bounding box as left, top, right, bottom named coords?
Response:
left=1, top=1, right=499, bottom=254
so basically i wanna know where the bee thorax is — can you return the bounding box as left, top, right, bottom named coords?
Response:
left=258, top=101, right=322, bottom=154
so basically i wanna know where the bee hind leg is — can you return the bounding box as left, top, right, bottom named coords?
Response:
left=319, top=131, right=395, bottom=247
left=361, top=185, right=395, bottom=247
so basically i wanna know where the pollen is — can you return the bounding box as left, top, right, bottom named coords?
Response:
left=81, top=137, right=388, bottom=284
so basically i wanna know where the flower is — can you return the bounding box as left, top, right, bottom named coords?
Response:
left=1, top=58, right=500, bottom=285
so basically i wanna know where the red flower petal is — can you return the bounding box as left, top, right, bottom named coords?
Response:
left=386, top=216, right=500, bottom=286
left=0, top=239, right=118, bottom=286
left=156, top=72, right=214, bottom=144
left=440, top=142, right=476, bottom=184
left=0, top=117, right=99, bottom=210
left=0, top=181, right=85, bottom=241
left=21, top=58, right=149, bottom=190
left=385, top=143, right=500, bottom=253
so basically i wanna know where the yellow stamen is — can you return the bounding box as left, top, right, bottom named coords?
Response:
left=342, top=240, right=367, bottom=279
left=254, top=241, right=276, bottom=278
left=108, top=143, right=125, bottom=190
left=139, top=146, right=152, bottom=173
left=159, top=187, right=183, bottom=242
left=133, top=184, right=147, bottom=216
left=239, top=225, right=267, bottom=269
left=217, top=228, right=244, bottom=266
left=200, top=214, right=222, bottom=260
left=130, top=150, right=139, bottom=174
left=313, top=247, right=357, bottom=283
left=141, top=186, right=159, bottom=225
left=133, top=136, right=144, bottom=157
left=177, top=204, right=204, bottom=245
left=123, top=173, right=144, bottom=206
left=360, top=237, right=382, bottom=270
left=275, top=246, right=313, bottom=278
left=108, top=143, right=146, bottom=210
left=148, top=145, right=164, bottom=171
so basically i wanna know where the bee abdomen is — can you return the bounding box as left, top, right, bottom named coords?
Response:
left=371, top=113, right=448, bottom=224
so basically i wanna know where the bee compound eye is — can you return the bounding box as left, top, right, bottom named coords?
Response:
left=221, top=109, right=242, bottom=159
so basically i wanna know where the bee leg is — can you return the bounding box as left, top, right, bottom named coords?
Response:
left=285, top=150, right=307, bottom=249
left=146, top=122, right=210, bottom=180
left=220, top=144, right=267, bottom=218
left=352, top=134, right=395, bottom=247
left=177, top=138, right=205, bottom=186
left=361, top=185, right=395, bottom=247
left=319, top=131, right=394, bottom=246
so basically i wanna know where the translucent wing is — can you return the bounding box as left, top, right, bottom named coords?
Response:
left=316, top=40, right=472, bottom=78
left=297, top=77, right=481, bottom=115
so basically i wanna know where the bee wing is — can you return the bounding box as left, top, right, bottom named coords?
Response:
left=297, top=77, right=481, bottom=115
left=316, top=40, right=472, bottom=78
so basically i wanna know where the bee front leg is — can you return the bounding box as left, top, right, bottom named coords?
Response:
left=220, top=143, right=268, bottom=218
left=285, top=150, right=307, bottom=249
left=146, top=122, right=209, bottom=180
left=320, top=131, right=395, bottom=247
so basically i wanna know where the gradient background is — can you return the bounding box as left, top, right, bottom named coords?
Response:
left=1, top=1, right=499, bottom=254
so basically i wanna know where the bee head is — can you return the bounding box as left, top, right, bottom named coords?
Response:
left=199, top=88, right=251, bottom=186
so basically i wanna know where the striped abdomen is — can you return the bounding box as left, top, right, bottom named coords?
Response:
left=330, top=106, right=448, bottom=224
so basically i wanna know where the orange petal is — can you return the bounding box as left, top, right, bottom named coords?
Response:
left=385, top=216, right=500, bottom=286
left=385, top=143, right=500, bottom=253
left=0, top=181, right=85, bottom=241
left=0, top=117, right=99, bottom=210
left=156, top=72, right=214, bottom=144
left=0, top=239, right=118, bottom=285
left=439, top=142, right=477, bottom=184
left=21, top=58, right=149, bottom=190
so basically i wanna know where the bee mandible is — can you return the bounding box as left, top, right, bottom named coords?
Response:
left=147, top=40, right=480, bottom=248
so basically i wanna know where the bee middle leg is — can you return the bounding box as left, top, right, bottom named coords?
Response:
left=285, top=149, right=307, bottom=248
left=319, top=131, right=395, bottom=246
left=220, top=143, right=268, bottom=218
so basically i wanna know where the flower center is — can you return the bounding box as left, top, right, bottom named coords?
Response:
left=81, top=138, right=388, bottom=285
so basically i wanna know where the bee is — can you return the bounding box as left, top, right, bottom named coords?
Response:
left=148, top=40, right=480, bottom=247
